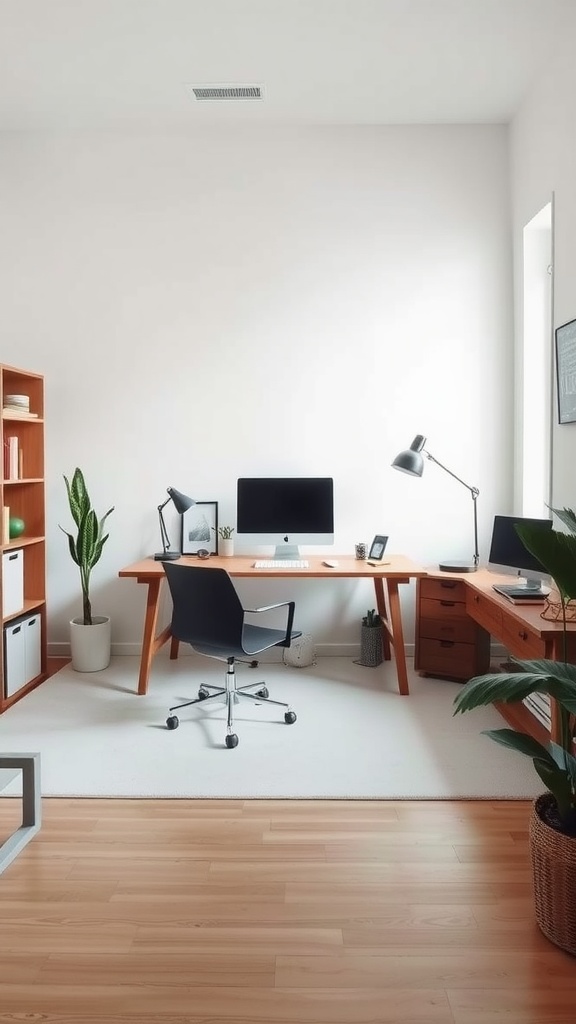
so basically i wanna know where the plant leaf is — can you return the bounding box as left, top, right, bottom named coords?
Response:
left=515, top=524, right=576, bottom=601
left=453, top=662, right=576, bottom=716
left=533, top=759, right=574, bottom=821
left=481, top=727, right=555, bottom=763
left=549, top=505, right=576, bottom=535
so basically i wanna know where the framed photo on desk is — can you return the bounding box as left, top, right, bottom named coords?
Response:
left=181, top=501, right=218, bottom=554
left=368, top=535, right=389, bottom=561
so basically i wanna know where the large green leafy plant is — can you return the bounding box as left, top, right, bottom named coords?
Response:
left=60, top=468, right=114, bottom=625
left=453, top=507, right=576, bottom=835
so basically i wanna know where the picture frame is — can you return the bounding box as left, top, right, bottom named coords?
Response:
left=181, top=501, right=219, bottom=555
left=555, top=317, right=576, bottom=424
left=368, top=535, right=389, bottom=561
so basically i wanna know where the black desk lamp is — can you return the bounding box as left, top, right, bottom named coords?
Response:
left=154, top=487, right=195, bottom=561
left=391, top=434, right=479, bottom=573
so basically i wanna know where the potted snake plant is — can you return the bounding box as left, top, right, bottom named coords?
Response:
left=60, top=467, right=115, bottom=671
left=453, top=506, right=576, bottom=954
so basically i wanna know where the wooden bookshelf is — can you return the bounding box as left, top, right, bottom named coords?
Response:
left=0, top=365, right=47, bottom=711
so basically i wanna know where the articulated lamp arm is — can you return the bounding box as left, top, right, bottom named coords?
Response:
left=424, top=451, right=480, bottom=568
left=157, top=496, right=173, bottom=556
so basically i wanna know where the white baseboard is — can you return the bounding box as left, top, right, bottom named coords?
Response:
left=48, top=641, right=381, bottom=659
left=49, top=641, right=505, bottom=660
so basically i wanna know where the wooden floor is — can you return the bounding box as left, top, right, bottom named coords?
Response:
left=0, top=796, right=575, bottom=1023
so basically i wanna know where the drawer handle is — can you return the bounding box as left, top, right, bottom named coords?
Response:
left=440, top=600, right=456, bottom=607
left=440, top=640, right=455, bottom=648
left=440, top=582, right=458, bottom=589
left=519, top=631, right=528, bottom=641
left=473, top=595, right=480, bottom=602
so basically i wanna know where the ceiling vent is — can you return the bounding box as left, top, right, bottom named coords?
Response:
left=189, top=84, right=264, bottom=102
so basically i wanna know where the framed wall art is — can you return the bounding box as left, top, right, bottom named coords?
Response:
left=555, top=317, right=576, bottom=424
left=181, top=501, right=219, bottom=555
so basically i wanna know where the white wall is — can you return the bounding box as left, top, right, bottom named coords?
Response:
left=0, top=126, right=513, bottom=654
left=510, top=42, right=576, bottom=512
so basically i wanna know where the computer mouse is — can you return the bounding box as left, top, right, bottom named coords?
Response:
left=323, top=559, right=339, bottom=568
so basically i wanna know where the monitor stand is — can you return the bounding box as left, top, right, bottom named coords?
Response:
left=273, top=542, right=301, bottom=560
left=514, top=573, right=545, bottom=593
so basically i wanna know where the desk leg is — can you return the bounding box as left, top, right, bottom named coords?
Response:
left=374, top=577, right=410, bottom=696
left=137, top=577, right=172, bottom=695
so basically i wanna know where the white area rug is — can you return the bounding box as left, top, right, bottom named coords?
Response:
left=0, top=654, right=542, bottom=800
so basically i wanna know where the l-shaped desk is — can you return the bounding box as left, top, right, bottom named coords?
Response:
left=118, top=554, right=427, bottom=697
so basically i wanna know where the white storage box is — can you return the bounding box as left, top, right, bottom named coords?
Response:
left=3, top=611, right=42, bottom=697
left=22, top=612, right=41, bottom=681
left=2, top=548, right=24, bottom=617
left=3, top=619, right=26, bottom=697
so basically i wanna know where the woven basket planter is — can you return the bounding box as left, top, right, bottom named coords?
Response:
left=530, top=793, right=576, bottom=956
left=357, top=624, right=383, bottom=668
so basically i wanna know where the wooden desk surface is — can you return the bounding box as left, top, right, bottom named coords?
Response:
left=119, top=553, right=427, bottom=580
left=448, top=567, right=576, bottom=639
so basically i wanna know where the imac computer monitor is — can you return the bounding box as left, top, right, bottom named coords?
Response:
left=488, top=514, right=553, bottom=591
left=237, top=477, right=334, bottom=559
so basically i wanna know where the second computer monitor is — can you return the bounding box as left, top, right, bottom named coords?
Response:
left=488, top=514, right=552, bottom=590
left=237, top=477, right=334, bottom=559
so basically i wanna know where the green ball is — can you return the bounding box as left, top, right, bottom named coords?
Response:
left=9, top=517, right=25, bottom=539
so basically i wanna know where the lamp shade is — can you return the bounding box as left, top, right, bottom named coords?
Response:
left=391, top=434, right=426, bottom=477
left=167, top=487, right=195, bottom=515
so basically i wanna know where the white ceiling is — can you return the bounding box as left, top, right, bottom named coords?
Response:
left=0, top=0, right=573, bottom=130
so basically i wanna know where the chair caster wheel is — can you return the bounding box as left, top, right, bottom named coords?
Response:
left=284, top=711, right=297, bottom=724
left=166, top=715, right=179, bottom=730
left=225, top=733, right=239, bottom=749
left=256, top=687, right=269, bottom=699
left=198, top=688, right=210, bottom=700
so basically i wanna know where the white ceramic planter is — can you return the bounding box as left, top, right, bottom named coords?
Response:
left=70, top=615, right=111, bottom=672
left=219, top=539, right=234, bottom=557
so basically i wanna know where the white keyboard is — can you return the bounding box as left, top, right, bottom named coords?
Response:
left=253, top=559, right=309, bottom=569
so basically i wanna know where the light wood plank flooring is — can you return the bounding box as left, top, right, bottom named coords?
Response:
left=0, top=796, right=575, bottom=1023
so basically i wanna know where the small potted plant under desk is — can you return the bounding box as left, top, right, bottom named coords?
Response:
left=357, top=608, right=383, bottom=667
left=60, top=467, right=115, bottom=672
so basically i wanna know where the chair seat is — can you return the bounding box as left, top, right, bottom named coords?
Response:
left=194, top=623, right=302, bottom=659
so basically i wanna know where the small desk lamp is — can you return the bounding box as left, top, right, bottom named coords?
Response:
left=391, top=434, right=479, bottom=573
left=154, top=487, right=195, bottom=561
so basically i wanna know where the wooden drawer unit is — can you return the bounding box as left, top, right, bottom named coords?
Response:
left=415, top=576, right=490, bottom=681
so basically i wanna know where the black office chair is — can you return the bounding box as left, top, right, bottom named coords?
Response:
left=162, top=562, right=301, bottom=748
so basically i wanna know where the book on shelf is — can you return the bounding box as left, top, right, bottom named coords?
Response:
left=3, top=436, right=21, bottom=481
left=2, top=505, right=9, bottom=545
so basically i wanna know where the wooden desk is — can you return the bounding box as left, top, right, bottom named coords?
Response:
left=466, top=570, right=576, bottom=742
left=118, top=554, right=427, bottom=697
left=416, top=568, right=576, bottom=743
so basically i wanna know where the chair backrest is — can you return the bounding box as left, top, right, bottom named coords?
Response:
left=162, top=562, right=245, bottom=648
